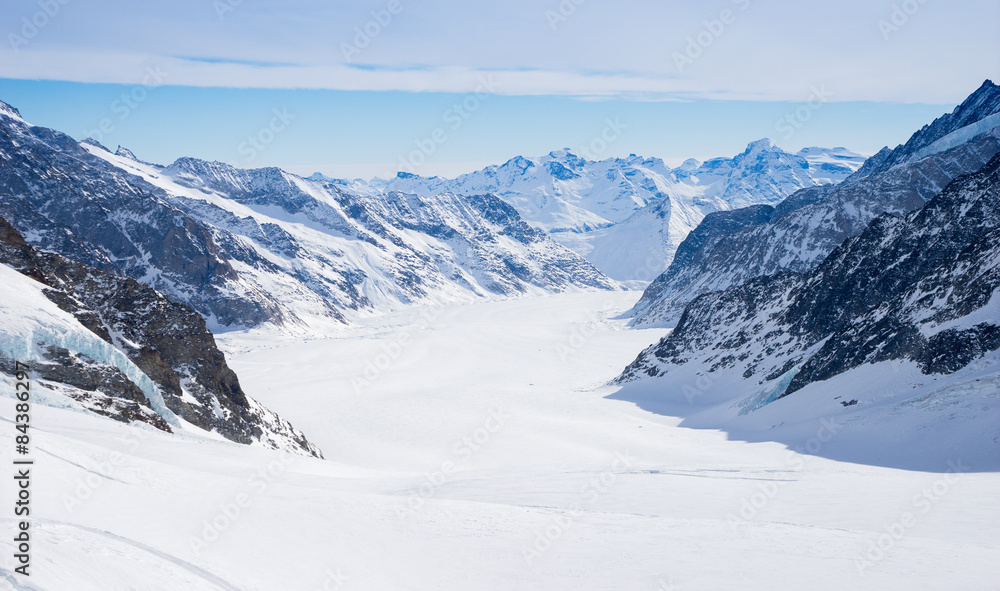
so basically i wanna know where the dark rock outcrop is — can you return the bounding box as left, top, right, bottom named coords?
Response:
left=0, top=215, right=322, bottom=457
left=632, top=82, right=1000, bottom=326
left=848, top=80, right=1000, bottom=181
left=0, top=107, right=289, bottom=328
left=618, top=153, right=1000, bottom=400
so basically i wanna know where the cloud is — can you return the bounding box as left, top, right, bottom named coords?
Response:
left=1, top=0, right=997, bottom=103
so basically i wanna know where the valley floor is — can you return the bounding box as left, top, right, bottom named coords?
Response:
left=2, top=292, right=998, bottom=590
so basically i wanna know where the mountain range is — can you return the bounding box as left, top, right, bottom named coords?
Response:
left=614, top=80, right=1000, bottom=468
left=322, top=142, right=865, bottom=282
left=0, top=101, right=617, bottom=336
left=1, top=81, right=998, bottom=462
left=0, top=213, right=321, bottom=456
left=632, top=80, right=1000, bottom=326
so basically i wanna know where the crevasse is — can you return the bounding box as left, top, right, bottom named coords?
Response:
left=0, top=326, right=180, bottom=427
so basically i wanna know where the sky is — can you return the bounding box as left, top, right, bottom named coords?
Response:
left=1, top=0, right=997, bottom=179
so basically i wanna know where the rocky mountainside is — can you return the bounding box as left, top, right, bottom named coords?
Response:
left=617, top=151, right=1000, bottom=416
left=158, top=156, right=617, bottom=305
left=850, top=80, right=1000, bottom=181
left=0, top=215, right=322, bottom=457
left=632, top=82, right=1000, bottom=325
left=329, top=142, right=864, bottom=281
left=376, top=142, right=864, bottom=232
left=0, top=100, right=615, bottom=333
left=0, top=102, right=290, bottom=329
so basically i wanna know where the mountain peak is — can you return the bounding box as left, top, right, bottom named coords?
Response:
left=745, top=138, right=778, bottom=153
left=948, top=79, right=1000, bottom=120
left=115, top=146, right=139, bottom=161
left=546, top=148, right=580, bottom=160
left=0, top=99, right=22, bottom=121
left=504, top=154, right=535, bottom=165
left=847, top=80, right=1000, bottom=183
left=396, top=170, right=441, bottom=181
left=80, top=137, right=111, bottom=152
left=678, top=158, right=701, bottom=171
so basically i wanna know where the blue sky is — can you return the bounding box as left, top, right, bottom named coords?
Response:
left=1, top=0, right=997, bottom=178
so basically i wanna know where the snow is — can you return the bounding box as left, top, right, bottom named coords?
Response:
left=0, top=101, right=25, bottom=124
left=0, top=264, right=178, bottom=426
left=338, top=143, right=865, bottom=282
left=80, top=145, right=615, bottom=333
left=910, top=118, right=1000, bottom=162
left=3, top=291, right=998, bottom=590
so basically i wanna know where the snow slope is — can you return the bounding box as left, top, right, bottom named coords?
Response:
left=615, top=153, right=1000, bottom=476
left=2, top=292, right=997, bottom=590
left=78, top=147, right=616, bottom=333
left=0, top=263, right=177, bottom=425
left=0, top=103, right=616, bottom=335
left=632, top=128, right=1000, bottom=325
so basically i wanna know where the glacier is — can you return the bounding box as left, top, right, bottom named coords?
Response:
left=0, top=264, right=179, bottom=426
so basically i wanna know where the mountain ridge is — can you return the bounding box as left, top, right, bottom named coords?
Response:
left=0, top=100, right=618, bottom=334
left=321, top=140, right=864, bottom=281
left=631, top=81, right=1000, bottom=325
left=0, top=214, right=322, bottom=456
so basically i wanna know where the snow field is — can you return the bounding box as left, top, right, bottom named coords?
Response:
left=0, top=292, right=997, bottom=589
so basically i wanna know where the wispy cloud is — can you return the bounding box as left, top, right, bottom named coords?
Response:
left=1, top=0, right=997, bottom=103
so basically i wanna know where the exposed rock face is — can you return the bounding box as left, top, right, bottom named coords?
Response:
left=631, top=87, right=1000, bottom=326
left=160, top=157, right=619, bottom=302
left=0, top=106, right=289, bottom=328
left=0, top=350, right=171, bottom=432
left=849, top=80, right=1000, bottom=181
left=0, top=215, right=322, bottom=457
left=372, top=142, right=865, bottom=281
left=629, top=202, right=790, bottom=320
left=618, top=153, right=1000, bottom=402
left=0, top=103, right=617, bottom=333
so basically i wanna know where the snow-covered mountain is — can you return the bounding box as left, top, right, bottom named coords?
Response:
left=615, top=151, right=1000, bottom=468
left=323, top=142, right=865, bottom=282
left=0, top=214, right=321, bottom=456
left=633, top=81, right=1000, bottom=325
left=0, top=101, right=616, bottom=333
left=850, top=79, right=1000, bottom=182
